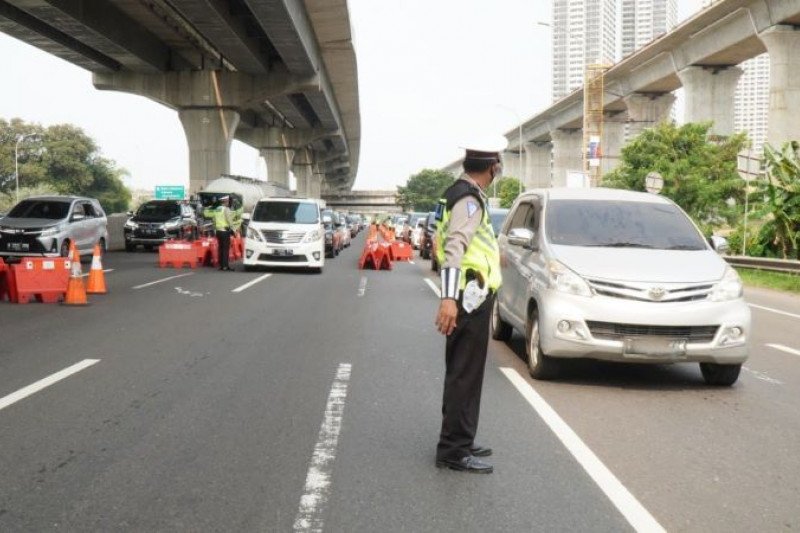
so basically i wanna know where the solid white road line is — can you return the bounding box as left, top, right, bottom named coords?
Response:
left=294, top=363, right=352, bottom=532
left=409, top=260, right=416, bottom=265
left=748, top=303, right=800, bottom=320
left=132, top=272, right=194, bottom=290
left=424, top=278, right=441, bottom=298
left=231, top=273, right=272, bottom=293
left=0, top=359, right=100, bottom=412
left=766, top=343, right=800, bottom=358
left=357, top=276, right=368, bottom=297
left=500, top=367, right=666, bottom=533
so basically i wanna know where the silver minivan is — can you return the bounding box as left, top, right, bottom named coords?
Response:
left=492, top=187, right=750, bottom=386
left=0, top=196, right=108, bottom=258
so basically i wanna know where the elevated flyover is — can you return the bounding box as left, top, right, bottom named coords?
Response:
left=0, top=0, right=360, bottom=195
left=321, top=190, right=400, bottom=215
left=445, top=0, right=800, bottom=189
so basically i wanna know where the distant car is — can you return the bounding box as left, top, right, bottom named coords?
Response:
left=492, top=187, right=750, bottom=386
left=124, top=200, right=198, bottom=251
left=403, top=212, right=427, bottom=244
left=322, top=212, right=343, bottom=258
left=337, top=213, right=351, bottom=248
left=409, top=218, right=426, bottom=249
left=420, top=211, right=436, bottom=260
left=346, top=215, right=360, bottom=237
left=0, top=196, right=108, bottom=258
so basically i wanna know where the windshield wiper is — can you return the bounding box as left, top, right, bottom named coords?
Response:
left=584, top=242, right=656, bottom=248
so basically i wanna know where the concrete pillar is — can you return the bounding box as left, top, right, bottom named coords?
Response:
left=500, top=151, right=523, bottom=182
left=624, top=93, right=676, bottom=139
left=524, top=142, right=552, bottom=189
left=601, top=119, right=626, bottom=176
left=292, top=149, right=313, bottom=197
left=551, top=129, right=583, bottom=187
left=308, top=167, right=323, bottom=199
left=178, top=108, right=240, bottom=194
left=678, top=66, right=742, bottom=135
left=759, top=25, right=800, bottom=147
left=262, top=147, right=294, bottom=190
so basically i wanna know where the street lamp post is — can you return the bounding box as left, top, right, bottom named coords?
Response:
left=737, top=148, right=760, bottom=257
left=14, top=133, right=37, bottom=203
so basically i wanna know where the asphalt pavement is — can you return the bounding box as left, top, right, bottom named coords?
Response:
left=1, top=235, right=799, bottom=532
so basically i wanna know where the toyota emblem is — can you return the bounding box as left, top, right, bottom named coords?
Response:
left=649, top=287, right=666, bottom=300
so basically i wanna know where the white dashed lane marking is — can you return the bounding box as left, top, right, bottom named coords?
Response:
left=424, top=278, right=441, bottom=298
left=231, top=273, right=272, bottom=293
left=0, top=359, right=100, bottom=412
left=748, top=303, right=800, bottom=321
left=766, top=343, right=800, bottom=358
left=132, top=273, right=194, bottom=290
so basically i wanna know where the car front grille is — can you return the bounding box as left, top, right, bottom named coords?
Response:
left=587, top=278, right=714, bottom=303
left=258, top=253, right=306, bottom=263
left=586, top=321, right=719, bottom=342
left=262, top=230, right=305, bottom=244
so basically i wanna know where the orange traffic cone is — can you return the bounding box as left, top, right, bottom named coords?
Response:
left=86, top=244, right=107, bottom=294
left=63, top=243, right=89, bottom=306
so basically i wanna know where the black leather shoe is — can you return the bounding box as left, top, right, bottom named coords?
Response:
left=435, top=455, right=493, bottom=474
left=470, top=444, right=492, bottom=457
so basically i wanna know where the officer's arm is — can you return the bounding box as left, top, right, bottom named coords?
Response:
left=440, top=196, right=482, bottom=300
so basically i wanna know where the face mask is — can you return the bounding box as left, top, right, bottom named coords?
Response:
left=491, top=163, right=503, bottom=181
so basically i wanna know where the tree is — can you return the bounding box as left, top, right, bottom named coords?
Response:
left=397, top=169, right=455, bottom=211
left=0, top=118, right=131, bottom=213
left=497, top=176, right=523, bottom=208
left=750, top=141, right=800, bottom=259
left=602, top=122, right=748, bottom=234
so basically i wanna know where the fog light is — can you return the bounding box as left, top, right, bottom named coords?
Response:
left=557, top=320, right=571, bottom=333
left=246, top=249, right=254, bottom=259
left=313, top=252, right=321, bottom=260
left=730, top=327, right=742, bottom=337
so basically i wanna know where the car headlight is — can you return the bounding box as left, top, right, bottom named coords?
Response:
left=709, top=267, right=743, bottom=302
left=164, top=219, right=180, bottom=229
left=548, top=260, right=593, bottom=297
left=303, top=229, right=322, bottom=243
left=125, top=220, right=138, bottom=229
left=41, top=224, right=65, bottom=237
left=246, top=226, right=263, bottom=242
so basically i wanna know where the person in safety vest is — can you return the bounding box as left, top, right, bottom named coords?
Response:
left=204, top=195, right=235, bottom=271
left=434, top=134, right=507, bottom=474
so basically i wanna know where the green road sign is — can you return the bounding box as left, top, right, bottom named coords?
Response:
left=154, top=185, right=185, bottom=200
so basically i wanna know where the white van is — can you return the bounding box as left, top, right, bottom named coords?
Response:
left=493, top=187, right=750, bottom=386
left=243, top=197, right=325, bottom=273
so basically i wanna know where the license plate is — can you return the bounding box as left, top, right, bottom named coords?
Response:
left=624, top=337, right=687, bottom=357
left=268, top=248, right=293, bottom=257
left=8, top=243, right=29, bottom=251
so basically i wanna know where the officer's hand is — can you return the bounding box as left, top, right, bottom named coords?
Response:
left=436, top=299, right=458, bottom=336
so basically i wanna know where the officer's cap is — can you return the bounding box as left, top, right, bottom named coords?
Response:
left=459, top=134, right=508, bottom=161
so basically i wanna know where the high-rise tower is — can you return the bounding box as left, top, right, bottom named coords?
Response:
left=621, top=0, right=678, bottom=59
left=734, top=54, right=769, bottom=153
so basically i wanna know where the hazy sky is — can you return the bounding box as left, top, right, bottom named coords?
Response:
left=0, top=0, right=704, bottom=192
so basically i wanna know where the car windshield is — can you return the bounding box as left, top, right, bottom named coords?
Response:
left=545, top=199, right=707, bottom=250
left=137, top=203, right=180, bottom=218
left=253, top=201, right=319, bottom=224
left=7, top=200, right=70, bottom=220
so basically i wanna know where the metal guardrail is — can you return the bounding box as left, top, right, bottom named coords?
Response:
left=725, top=255, right=800, bottom=274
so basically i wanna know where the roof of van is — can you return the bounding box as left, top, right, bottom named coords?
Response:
left=523, top=187, right=672, bottom=204
left=256, top=197, right=318, bottom=203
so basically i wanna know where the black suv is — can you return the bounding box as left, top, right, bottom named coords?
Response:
left=124, top=200, right=198, bottom=251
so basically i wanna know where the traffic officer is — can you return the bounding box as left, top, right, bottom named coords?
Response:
left=204, top=195, right=235, bottom=271
left=434, top=135, right=507, bottom=474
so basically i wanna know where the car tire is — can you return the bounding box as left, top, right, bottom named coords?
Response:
left=526, top=308, right=559, bottom=380
left=699, top=363, right=741, bottom=386
left=125, top=243, right=135, bottom=252
left=59, top=240, right=71, bottom=258
left=491, top=297, right=513, bottom=341
left=144, top=245, right=154, bottom=252
left=310, top=267, right=323, bottom=274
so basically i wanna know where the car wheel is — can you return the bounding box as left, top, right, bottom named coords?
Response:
left=699, top=363, right=741, bottom=386
left=491, top=297, right=513, bottom=341
left=125, top=243, right=136, bottom=252
left=526, top=308, right=559, bottom=380
left=144, top=244, right=154, bottom=252
left=59, top=240, right=71, bottom=258
left=310, top=267, right=323, bottom=274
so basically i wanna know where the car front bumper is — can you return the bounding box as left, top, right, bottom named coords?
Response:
left=538, top=290, right=751, bottom=365
left=244, top=238, right=324, bottom=268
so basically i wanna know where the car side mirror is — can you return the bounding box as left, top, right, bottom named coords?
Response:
left=71, top=214, right=85, bottom=222
left=508, top=228, right=538, bottom=251
left=242, top=213, right=251, bottom=221
left=127, top=211, right=133, bottom=217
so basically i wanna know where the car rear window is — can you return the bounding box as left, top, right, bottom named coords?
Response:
left=253, top=201, right=319, bottom=224
left=545, top=200, right=707, bottom=250
left=137, top=203, right=180, bottom=218
left=8, top=200, right=70, bottom=220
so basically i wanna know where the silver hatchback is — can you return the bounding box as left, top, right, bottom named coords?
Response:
left=492, top=188, right=750, bottom=386
left=0, top=196, right=109, bottom=258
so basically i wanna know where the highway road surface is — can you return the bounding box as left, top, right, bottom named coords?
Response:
left=1, top=234, right=799, bottom=532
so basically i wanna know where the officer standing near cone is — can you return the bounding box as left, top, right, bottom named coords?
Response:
left=434, top=135, right=506, bottom=474
left=204, top=195, right=235, bottom=271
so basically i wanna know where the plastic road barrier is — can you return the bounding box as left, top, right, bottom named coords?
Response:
left=4, top=257, right=70, bottom=304
left=159, top=241, right=199, bottom=269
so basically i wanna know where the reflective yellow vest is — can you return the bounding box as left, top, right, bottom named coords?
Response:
left=435, top=180, right=502, bottom=291
left=203, top=206, right=231, bottom=231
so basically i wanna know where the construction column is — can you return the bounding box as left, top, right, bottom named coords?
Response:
left=759, top=25, right=800, bottom=147
left=293, top=149, right=313, bottom=197
left=678, top=66, right=742, bottom=135
left=524, top=142, right=552, bottom=189
left=178, top=109, right=239, bottom=192
left=551, top=130, right=582, bottom=187
left=623, top=93, right=676, bottom=139
left=601, top=118, right=626, bottom=175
